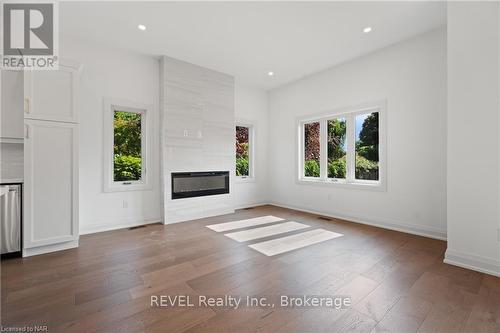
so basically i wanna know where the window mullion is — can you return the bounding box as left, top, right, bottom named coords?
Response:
left=250, top=126, right=254, bottom=178
left=299, top=123, right=304, bottom=178
left=142, top=112, right=147, bottom=179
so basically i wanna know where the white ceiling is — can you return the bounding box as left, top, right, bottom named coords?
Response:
left=60, top=1, right=446, bottom=90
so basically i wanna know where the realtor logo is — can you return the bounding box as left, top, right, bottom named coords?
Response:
left=1, top=1, right=58, bottom=70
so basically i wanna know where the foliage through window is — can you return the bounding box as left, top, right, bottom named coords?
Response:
left=304, top=122, right=320, bottom=177
left=327, top=118, right=346, bottom=179
left=300, top=105, right=383, bottom=187
left=113, top=111, right=142, bottom=182
left=355, top=113, right=379, bottom=181
left=236, top=125, right=251, bottom=177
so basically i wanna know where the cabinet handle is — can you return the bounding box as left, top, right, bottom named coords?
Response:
left=24, top=98, right=30, bottom=114
left=25, top=125, right=29, bottom=139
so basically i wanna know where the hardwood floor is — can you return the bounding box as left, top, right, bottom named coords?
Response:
left=1, top=205, right=499, bottom=332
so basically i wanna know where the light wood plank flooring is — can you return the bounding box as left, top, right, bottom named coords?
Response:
left=1, top=205, right=499, bottom=332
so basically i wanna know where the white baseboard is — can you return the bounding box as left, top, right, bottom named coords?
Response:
left=267, top=201, right=447, bottom=241
left=80, top=218, right=162, bottom=235
left=233, top=202, right=270, bottom=210
left=164, top=208, right=235, bottom=224
left=23, top=240, right=79, bottom=257
left=444, top=249, right=500, bottom=277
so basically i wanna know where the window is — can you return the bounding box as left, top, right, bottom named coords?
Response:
left=113, top=111, right=143, bottom=182
left=355, top=112, right=379, bottom=181
left=303, top=122, right=320, bottom=177
left=103, top=99, right=152, bottom=192
left=327, top=118, right=347, bottom=179
left=298, top=102, right=385, bottom=189
left=235, top=124, right=254, bottom=179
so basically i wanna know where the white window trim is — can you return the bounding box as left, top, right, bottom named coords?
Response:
left=235, top=121, right=255, bottom=183
left=103, top=98, right=153, bottom=192
left=296, top=100, right=387, bottom=191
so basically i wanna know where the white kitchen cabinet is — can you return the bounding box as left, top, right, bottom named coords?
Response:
left=24, top=63, right=79, bottom=123
left=22, top=60, right=81, bottom=256
left=1, top=71, right=24, bottom=142
left=23, top=120, right=79, bottom=249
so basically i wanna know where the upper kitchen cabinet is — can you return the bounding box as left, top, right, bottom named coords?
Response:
left=24, top=62, right=81, bottom=123
left=1, top=71, right=24, bottom=142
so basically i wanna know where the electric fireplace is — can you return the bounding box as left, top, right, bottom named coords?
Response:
left=171, top=171, right=230, bottom=199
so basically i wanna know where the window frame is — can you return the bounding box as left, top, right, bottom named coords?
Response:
left=326, top=116, right=348, bottom=181
left=235, top=121, right=255, bottom=183
left=297, top=101, right=386, bottom=191
left=301, top=120, right=323, bottom=180
left=103, top=98, right=153, bottom=192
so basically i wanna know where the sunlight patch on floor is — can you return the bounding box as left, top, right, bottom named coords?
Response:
left=248, top=229, right=343, bottom=256
left=206, top=215, right=284, bottom=232
left=224, top=221, right=310, bottom=242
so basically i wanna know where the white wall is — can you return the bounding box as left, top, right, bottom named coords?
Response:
left=60, top=38, right=162, bottom=234
left=445, top=2, right=500, bottom=276
left=59, top=40, right=267, bottom=231
left=234, top=82, right=269, bottom=208
left=267, top=28, right=447, bottom=239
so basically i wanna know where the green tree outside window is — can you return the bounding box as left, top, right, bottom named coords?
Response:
left=113, top=111, right=142, bottom=181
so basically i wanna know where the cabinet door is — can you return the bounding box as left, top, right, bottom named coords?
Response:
left=24, top=64, right=79, bottom=123
left=24, top=120, right=78, bottom=248
left=1, top=71, right=24, bottom=140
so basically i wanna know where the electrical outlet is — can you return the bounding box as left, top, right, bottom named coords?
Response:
left=123, top=200, right=128, bottom=209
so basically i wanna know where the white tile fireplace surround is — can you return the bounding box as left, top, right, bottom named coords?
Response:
left=160, top=56, right=235, bottom=224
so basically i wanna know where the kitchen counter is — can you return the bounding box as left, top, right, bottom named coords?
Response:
left=0, top=179, right=23, bottom=184
left=0, top=186, right=8, bottom=197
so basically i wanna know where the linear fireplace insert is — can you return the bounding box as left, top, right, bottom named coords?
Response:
left=171, top=171, right=230, bottom=199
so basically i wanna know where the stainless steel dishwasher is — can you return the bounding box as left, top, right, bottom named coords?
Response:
left=1, top=183, right=22, bottom=258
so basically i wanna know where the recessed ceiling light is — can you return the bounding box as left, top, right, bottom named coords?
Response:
left=268, top=71, right=274, bottom=76
left=138, top=24, right=146, bottom=31
left=363, top=27, right=372, bottom=33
